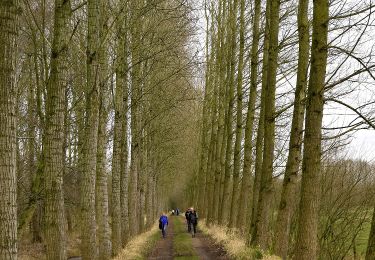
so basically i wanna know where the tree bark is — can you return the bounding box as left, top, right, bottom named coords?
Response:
left=229, top=0, right=245, bottom=228
left=120, top=21, right=130, bottom=244
left=219, top=0, right=238, bottom=225
left=251, top=0, right=280, bottom=249
left=81, top=0, right=100, bottom=258
left=96, top=86, right=111, bottom=260
left=294, top=0, right=329, bottom=258
left=248, top=0, right=270, bottom=240
left=96, top=2, right=111, bottom=258
left=212, top=0, right=228, bottom=224
left=273, top=0, right=309, bottom=257
left=112, top=4, right=127, bottom=252
left=129, top=0, right=142, bottom=235
left=43, top=0, right=71, bottom=258
left=237, top=0, right=261, bottom=231
left=0, top=1, right=19, bottom=259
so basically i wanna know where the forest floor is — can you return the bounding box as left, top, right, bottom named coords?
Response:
left=148, top=216, right=230, bottom=260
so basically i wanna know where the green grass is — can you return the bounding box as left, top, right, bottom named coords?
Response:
left=356, top=218, right=372, bottom=256
left=173, top=216, right=197, bottom=259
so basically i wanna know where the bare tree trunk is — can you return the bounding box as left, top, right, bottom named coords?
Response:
left=220, top=0, right=238, bottom=225
left=197, top=1, right=213, bottom=217
left=43, top=0, right=72, bottom=258
left=112, top=3, right=127, bottom=252
left=294, top=0, right=329, bottom=258
left=120, top=26, right=130, bottom=243
left=205, top=68, right=218, bottom=224
left=229, top=0, right=245, bottom=228
left=252, top=0, right=280, bottom=249
left=129, top=0, right=142, bottom=235
left=119, top=4, right=130, bottom=238
left=237, top=0, right=261, bottom=231
left=96, top=3, right=111, bottom=258
left=81, top=0, right=100, bottom=258
left=96, top=86, right=111, bottom=260
left=273, top=0, right=309, bottom=257
left=120, top=83, right=129, bottom=243
left=212, top=0, right=228, bottom=224
left=0, top=1, right=19, bottom=259
left=249, top=7, right=269, bottom=241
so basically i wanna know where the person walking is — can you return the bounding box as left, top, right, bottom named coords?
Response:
left=159, top=212, right=168, bottom=238
left=185, top=208, right=191, bottom=232
left=189, top=208, right=198, bottom=237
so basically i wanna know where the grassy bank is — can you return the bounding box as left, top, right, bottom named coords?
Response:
left=114, top=223, right=160, bottom=260
left=199, top=220, right=280, bottom=260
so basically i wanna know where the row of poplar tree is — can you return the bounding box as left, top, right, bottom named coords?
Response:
left=191, top=0, right=375, bottom=259
left=0, top=0, right=201, bottom=259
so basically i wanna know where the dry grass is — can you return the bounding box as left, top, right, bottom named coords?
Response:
left=113, top=223, right=159, bottom=260
left=18, top=241, right=45, bottom=260
left=199, top=219, right=281, bottom=260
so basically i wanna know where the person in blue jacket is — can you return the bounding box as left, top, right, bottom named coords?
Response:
left=159, top=212, right=169, bottom=238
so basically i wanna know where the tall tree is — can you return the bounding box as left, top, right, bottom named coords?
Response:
left=229, top=0, right=245, bottom=228
left=43, top=0, right=71, bottom=259
left=273, top=0, right=309, bottom=257
left=112, top=2, right=127, bottom=253
left=120, top=7, right=130, bottom=245
left=0, top=0, right=19, bottom=259
left=251, top=0, right=281, bottom=249
left=294, top=0, right=329, bottom=258
left=81, top=0, right=100, bottom=258
left=96, top=1, right=111, bottom=258
left=197, top=0, right=213, bottom=217
left=220, top=0, right=238, bottom=224
left=237, top=0, right=261, bottom=230
left=129, top=0, right=142, bottom=236
left=212, top=0, right=228, bottom=223
left=249, top=0, right=270, bottom=239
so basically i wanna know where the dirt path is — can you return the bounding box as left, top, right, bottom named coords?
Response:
left=192, top=230, right=230, bottom=260
left=148, top=218, right=174, bottom=260
left=148, top=216, right=231, bottom=260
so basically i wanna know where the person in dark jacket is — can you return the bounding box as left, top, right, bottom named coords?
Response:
left=189, top=208, right=198, bottom=237
left=159, top=212, right=168, bottom=238
left=185, top=208, right=192, bottom=232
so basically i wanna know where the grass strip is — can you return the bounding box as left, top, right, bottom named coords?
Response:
left=173, top=216, right=198, bottom=259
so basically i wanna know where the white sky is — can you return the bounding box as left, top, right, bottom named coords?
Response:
left=348, top=130, right=375, bottom=162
